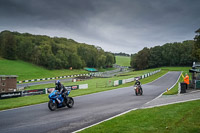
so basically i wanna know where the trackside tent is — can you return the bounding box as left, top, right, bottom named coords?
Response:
left=84, top=68, right=98, bottom=72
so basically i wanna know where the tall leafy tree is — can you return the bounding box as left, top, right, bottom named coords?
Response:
left=149, top=46, right=163, bottom=68
left=0, top=31, right=17, bottom=60
left=135, top=47, right=150, bottom=70
left=193, top=28, right=200, bottom=60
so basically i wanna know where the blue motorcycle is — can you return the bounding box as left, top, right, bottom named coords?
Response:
left=48, top=89, right=74, bottom=111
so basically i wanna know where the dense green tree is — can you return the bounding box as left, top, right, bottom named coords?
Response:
left=149, top=46, right=163, bottom=68
left=105, top=52, right=115, bottom=67
left=68, top=53, right=83, bottom=69
left=130, top=53, right=137, bottom=69
left=97, top=54, right=106, bottom=68
left=0, top=31, right=17, bottom=60
left=0, top=30, right=116, bottom=70
left=131, top=40, right=196, bottom=70
left=135, top=47, right=150, bottom=70
left=193, top=28, right=200, bottom=60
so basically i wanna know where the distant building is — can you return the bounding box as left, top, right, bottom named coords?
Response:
left=0, top=75, right=18, bottom=93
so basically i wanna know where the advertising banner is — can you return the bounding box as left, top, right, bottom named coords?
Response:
left=0, top=91, right=22, bottom=99
left=71, top=85, right=79, bottom=90
left=22, top=89, right=45, bottom=96
left=47, top=88, right=55, bottom=93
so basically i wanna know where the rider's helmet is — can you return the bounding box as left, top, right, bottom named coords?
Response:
left=55, top=80, right=61, bottom=87
left=135, top=78, right=139, bottom=81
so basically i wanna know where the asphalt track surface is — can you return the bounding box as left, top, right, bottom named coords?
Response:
left=0, top=71, right=181, bottom=133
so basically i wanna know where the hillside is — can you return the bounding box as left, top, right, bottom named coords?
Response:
left=0, top=30, right=115, bottom=69
left=115, top=56, right=130, bottom=66
left=0, top=58, right=88, bottom=81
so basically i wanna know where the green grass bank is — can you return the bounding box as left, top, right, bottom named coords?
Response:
left=81, top=99, right=200, bottom=133
left=115, top=56, right=130, bottom=66
left=0, top=58, right=88, bottom=81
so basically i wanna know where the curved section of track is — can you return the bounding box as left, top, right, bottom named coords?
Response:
left=0, top=71, right=181, bottom=133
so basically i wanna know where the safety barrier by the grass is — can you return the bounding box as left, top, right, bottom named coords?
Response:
left=17, top=74, right=90, bottom=84
left=0, top=84, right=88, bottom=99
left=113, top=69, right=161, bottom=86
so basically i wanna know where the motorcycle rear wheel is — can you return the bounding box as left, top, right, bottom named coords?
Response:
left=140, top=89, right=143, bottom=95
left=66, top=97, right=74, bottom=108
left=48, top=100, right=57, bottom=111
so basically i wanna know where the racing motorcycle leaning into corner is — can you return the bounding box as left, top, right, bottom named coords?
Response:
left=134, top=78, right=143, bottom=96
left=48, top=80, right=74, bottom=111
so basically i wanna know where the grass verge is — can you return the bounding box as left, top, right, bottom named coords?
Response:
left=115, top=56, right=130, bottom=66
left=80, top=100, right=200, bottom=133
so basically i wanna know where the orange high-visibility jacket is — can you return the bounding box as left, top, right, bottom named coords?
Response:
left=184, top=75, right=189, bottom=84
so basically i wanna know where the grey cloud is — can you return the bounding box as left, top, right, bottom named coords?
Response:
left=0, top=0, right=200, bottom=54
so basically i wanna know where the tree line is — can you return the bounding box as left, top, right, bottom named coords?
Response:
left=0, top=30, right=115, bottom=69
left=114, top=52, right=130, bottom=57
left=130, top=40, right=197, bottom=70
left=192, top=28, right=200, bottom=61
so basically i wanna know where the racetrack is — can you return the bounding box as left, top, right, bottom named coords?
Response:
left=0, top=71, right=181, bottom=133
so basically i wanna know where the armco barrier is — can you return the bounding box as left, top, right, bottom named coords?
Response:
left=113, top=69, right=161, bottom=87
left=114, top=80, right=119, bottom=86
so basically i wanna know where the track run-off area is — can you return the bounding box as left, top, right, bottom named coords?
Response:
left=0, top=71, right=181, bottom=133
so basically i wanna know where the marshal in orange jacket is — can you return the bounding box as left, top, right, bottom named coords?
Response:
left=184, top=74, right=189, bottom=85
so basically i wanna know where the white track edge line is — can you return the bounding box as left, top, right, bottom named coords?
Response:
left=142, top=97, right=200, bottom=109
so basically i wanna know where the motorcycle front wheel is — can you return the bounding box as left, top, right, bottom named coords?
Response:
left=135, top=89, right=138, bottom=96
left=66, top=97, right=74, bottom=108
left=48, top=100, right=57, bottom=111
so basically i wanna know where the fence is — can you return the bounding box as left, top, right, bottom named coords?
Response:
left=17, top=74, right=90, bottom=84
left=95, top=69, right=161, bottom=88
left=113, top=69, right=161, bottom=86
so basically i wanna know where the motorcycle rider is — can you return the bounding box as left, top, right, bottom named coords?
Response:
left=135, top=78, right=143, bottom=92
left=55, top=80, right=68, bottom=101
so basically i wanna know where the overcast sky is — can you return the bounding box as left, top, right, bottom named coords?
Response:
left=0, top=0, right=199, bottom=54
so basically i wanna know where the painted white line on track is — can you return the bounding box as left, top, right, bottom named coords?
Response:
left=141, top=97, right=200, bottom=109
